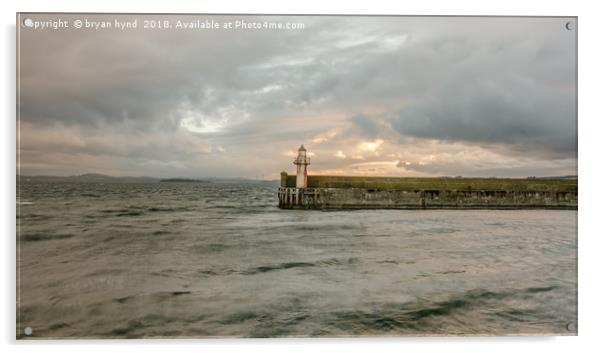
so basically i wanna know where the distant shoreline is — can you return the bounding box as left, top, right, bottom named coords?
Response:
left=159, top=178, right=210, bottom=183
left=16, top=174, right=279, bottom=185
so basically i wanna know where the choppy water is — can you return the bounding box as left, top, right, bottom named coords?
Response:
left=17, top=181, right=577, bottom=338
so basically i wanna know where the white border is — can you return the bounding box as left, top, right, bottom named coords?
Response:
left=3, top=1, right=601, bottom=352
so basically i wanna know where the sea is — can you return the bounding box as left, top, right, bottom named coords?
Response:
left=16, top=181, right=577, bottom=338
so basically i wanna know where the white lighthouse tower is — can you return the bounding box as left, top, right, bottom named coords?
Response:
left=293, top=145, right=311, bottom=188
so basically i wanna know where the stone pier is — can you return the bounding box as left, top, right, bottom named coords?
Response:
left=277, top=173, right=577, bottom=210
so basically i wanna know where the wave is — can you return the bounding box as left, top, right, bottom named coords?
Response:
left=243, top=262, right=316, bottom=275
left=242, top=257, right=359, bottom=275
left=20, top=233, right=75, bottom=242
left=16, top=198, right=34, bottom=205
left=116, top=211, right=144, bottom=217
left=316, top=286, right=557, bottom=334
left=100, top=206, right=190, bottom=217
left=321, top=287, right=560, bottom=335
left=80, top=193, right=101, bottom=198
left=147, top=206, right=189, bottom=212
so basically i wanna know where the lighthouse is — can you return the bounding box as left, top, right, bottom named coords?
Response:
left=293, top=145, right=311, bottom=188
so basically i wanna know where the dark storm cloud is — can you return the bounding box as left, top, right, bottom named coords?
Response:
left=18, top=15, right=576, bottom=177
left=391, top=32, right=576, bottom=158
left=19, top=15, right=317, bottom=131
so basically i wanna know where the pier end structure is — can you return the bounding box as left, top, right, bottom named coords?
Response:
left=277, top=146, right=577, bottom=209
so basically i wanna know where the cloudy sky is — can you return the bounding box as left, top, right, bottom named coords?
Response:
left=18, top=15, right=576, bottom=179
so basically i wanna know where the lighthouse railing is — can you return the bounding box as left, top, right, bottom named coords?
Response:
left=293, top=157, right=311, bottom=165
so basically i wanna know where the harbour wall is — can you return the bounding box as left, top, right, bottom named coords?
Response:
left=278, top=173, right=577, bottom=210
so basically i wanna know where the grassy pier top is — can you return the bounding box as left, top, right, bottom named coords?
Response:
left=283, top=174, right=577, bottom=192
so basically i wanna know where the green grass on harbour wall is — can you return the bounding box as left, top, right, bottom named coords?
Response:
left=282, top=174, right=577, bottom=192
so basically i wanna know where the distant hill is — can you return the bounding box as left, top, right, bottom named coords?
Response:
left=160, top=178, right=210, bottom=183
left=18, top=174, right=159, bottom=183
left=18, top=174, right=279, bottom=185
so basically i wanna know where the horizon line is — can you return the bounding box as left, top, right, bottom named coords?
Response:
left=16, top=172, right=578, bottom=180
